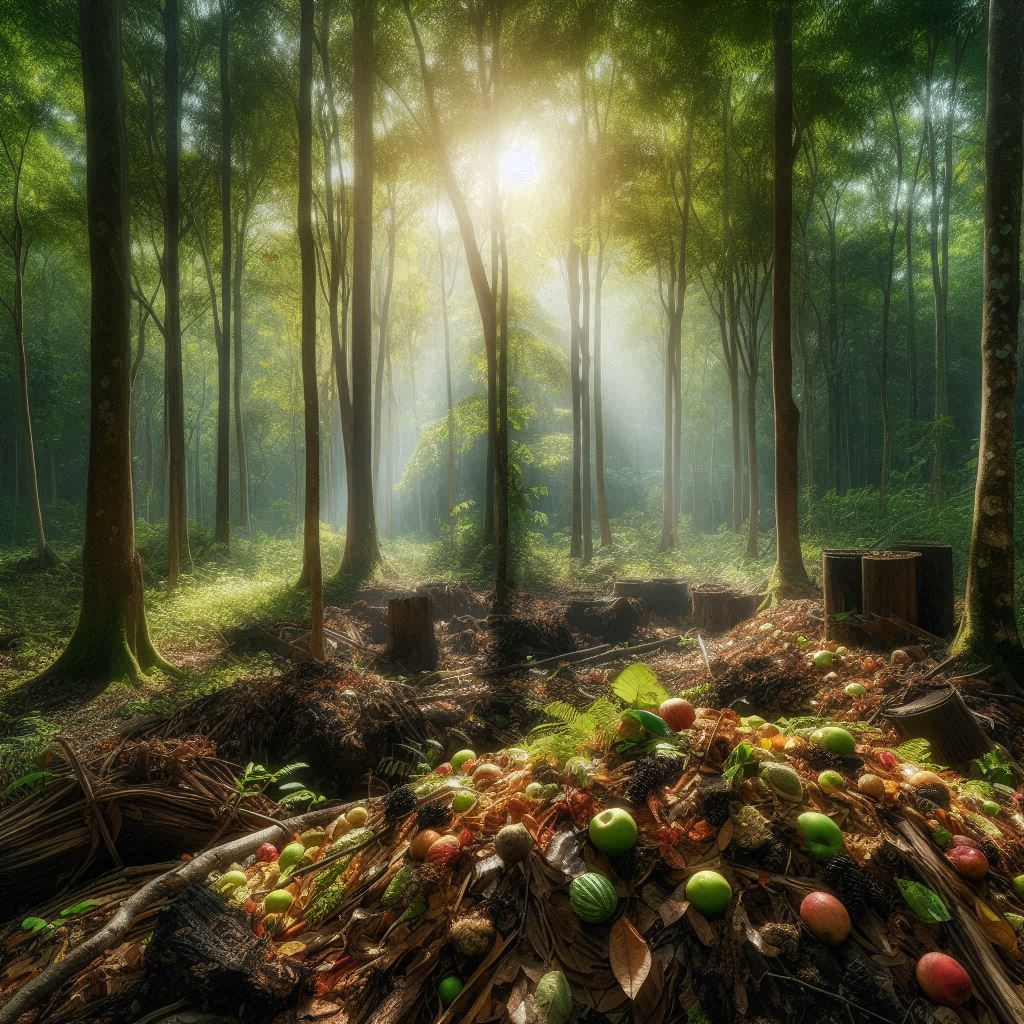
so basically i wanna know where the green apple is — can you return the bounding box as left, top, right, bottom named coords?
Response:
left=525, top=782, right=546, bottom=800
left=685, top=870, right=733, bottom=917
left=588, top=808, right=639, bottom=856
left=812, top=650, right=834, bottom=668
left=1012, top=875, right=1024, bottom=899
left=452, top=791, right=476, bottom=813
left=818, top=770, right=845, bottom=792
left=277, top=842, right=306, bottom=870
left=844, top=682, right=867, bottom=697
left=263, top=889, right=293, bottom=913
left=982, top=800, right=1001, bottom=816
left=810, top=726, right=856, bottom=756
left=797, top=811, right=844, bottom=861
left=450, top=749, right=476, bottom=772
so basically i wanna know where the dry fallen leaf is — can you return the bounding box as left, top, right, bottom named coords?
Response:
left=609, top=916, right=651, bottom=1000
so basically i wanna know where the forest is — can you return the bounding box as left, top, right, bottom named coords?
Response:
left=2, top=0, right=1024, bottom=1021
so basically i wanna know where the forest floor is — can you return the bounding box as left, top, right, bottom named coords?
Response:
left=0, top=522, right=799, bottom=781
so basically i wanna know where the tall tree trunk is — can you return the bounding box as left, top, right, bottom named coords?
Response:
left=905, top=132, right=925, bottom=423
left=215, top=0, right=231, bottom=547
left=659, top=259, right=677, bottom=551
left=0, top=127, right=52, bottom=565
left=593, top=229, right=612, bottom=546
left=163, top=0, right=188, bottom=587
left=46, top=0, right=168, bottom=681
left=567, top=230, right=583, bottom=559
left=580, top=244, right=593, bottom=564
left=297, top=0, right=323, bottom=659
left=766, top=0, right=813, bottom=603
left=233, top=201, right=250, bottom=530
left=951, top=0, right=1024, bottom=688
left=744, top=366, right=758, bottom=557
left=340, top=0, right=380, bottom=578
left=373, top=189, right=396, bottom=498
left=437, top=214, right=457, bottom=516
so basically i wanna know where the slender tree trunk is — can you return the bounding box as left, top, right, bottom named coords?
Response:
left=0, top=127, right=52, bottom=564
left=438, top=216, right=457, bottom=516
left=952, top=0, right=1024, bottom=687
left=580, top=244, right=593, bottom=564
left=233, top=202, right=250, bottom=530
left=373, top=190, right=396, bottom=498
left=163, top=0, right=188, bottom=587
left=766, top=0, right=813, bottom=603
left=215, top=0, right=231, bottom=547
left=340, top=0, right=380, bottom=578
left=659, top=264, right=677, bottom=552
left=905, top=133, right=925, bottom=423
left=567, top=232, right=583, bottom=559
left=744, top=366, right=758, bottom=557
left=297, top=0, right=323, bottom=659
left=45, top=0, right=168, bottom=681
left=593, top=230, right=612, bottom=546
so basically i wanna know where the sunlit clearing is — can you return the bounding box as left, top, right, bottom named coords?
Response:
left=501, top=141, right=539, bottom=186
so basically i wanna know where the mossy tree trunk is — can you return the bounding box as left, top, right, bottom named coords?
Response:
left=765, top=0, right=814, bottom=606
left=215, top=0, right=232, bottom=549
left=45, top=0, right=169, bottom=683
left=951, top=0, right=1024, bottom=691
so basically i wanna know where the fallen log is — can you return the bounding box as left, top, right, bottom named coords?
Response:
left=0, top=801, right=355, bottom=1024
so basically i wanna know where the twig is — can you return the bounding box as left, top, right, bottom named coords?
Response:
left=0, top=800, right=358, bottom=1024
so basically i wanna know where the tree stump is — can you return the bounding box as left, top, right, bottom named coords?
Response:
left=691, top=584, right=754, bottom=633
left=612, top=578, right=691, bottom=621
left=387, top=593, right=439, bottom=671
left=823, top=550, right=864, bottom=641
left=884, top=687, right=992, bottom=765
left=893, top=542, right=955, bottom=638
left=861, top=551, right=920, bottom=625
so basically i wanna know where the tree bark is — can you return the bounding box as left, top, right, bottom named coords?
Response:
left=593, top=227, right=612, bottom=546
left=893, top=542, right=954, bottom=639
left=297, top=0, right=323, bottom=660
left=951, top=0, right=1024, bottom=686
left=339, top=0, right=381, bottom=579
left=567, top=224, right=584, bottom=559
left=45, top=0, right=168, bottom=681
left=822, top=549, right=862, bottom=639
left=387, top=594, right=438, bottom=671
left=163, top=0, right=188, bottom=587
left=765, top=0, right=813, bottom=604
left=861, top=551, right=919, bottom=625
left=437, top=211, right=457, bottom=517
left=0, top=126, right=52, bottom=565
left=233, top=199, right=251, bottom=530
left=373, top=186, right=396, bottom=502
left=215, top=0, right=231, bottom=547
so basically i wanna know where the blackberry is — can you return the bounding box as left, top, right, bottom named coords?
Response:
left=866, top=876, right=896, bottom=919
left=701, top=788, right=732, bottom=827
left=823, top=853, right=869, bottom=918
left=793, top=745, right=844, bottom=773
left=481, top=888, right=519, bottom=933
left=383, top=784, right=417, bottom=823
left=624, top=758, right=664, bottom=804
left=416, top=800, right=452, bottom=831
left=978, top=838, right=1001, bottom=868
left=914, top=783, right=950, bottom=809
left=608, top=848, right=643, bottom=881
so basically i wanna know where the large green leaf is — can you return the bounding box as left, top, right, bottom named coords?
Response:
left=612, top=663, right=668, bottom=708
left=896, top=879, right=952, bottom=923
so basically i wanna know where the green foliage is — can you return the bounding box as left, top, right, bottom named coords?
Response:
left=524, top=697, right=622, bottom=766
left=896, top=879, right=952, bottom=924
left=611, top=663, right=668, bottom=708
left=890, top=738, right=948, bottom=772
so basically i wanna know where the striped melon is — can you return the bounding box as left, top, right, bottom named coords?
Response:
left=569, top=872, right=617, bottom=923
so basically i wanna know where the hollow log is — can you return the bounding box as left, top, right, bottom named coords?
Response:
left=387, top=594, right=439, bottom=671
left=612, top=577, right=691, bottom=621
left=861, top=551, right=920, bottom=625
left=884, top=687, right=993, bottom=765
left=892, top=542, right=955, bottom=638
left=822, top=549, right=863, bottom=641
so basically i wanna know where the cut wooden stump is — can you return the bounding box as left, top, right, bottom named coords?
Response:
left=387, top=593, right=439, bottom=671
left=612, top=577, right=691, bottom=621
left=822, top=549, right=863, bottom=641
left=564, top=596, right=644, bottom=642
left=861, top=550, right=920, bottom=626
left=884, top=687, right=993, bottom=765
left=691, top=584, right=758, bottom=633
left=893, top=542, right=955, bottom=638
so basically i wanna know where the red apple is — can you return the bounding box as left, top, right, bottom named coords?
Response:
left=426, top=835, right=462, bottom=865
left=949, top=835, right=979, bottom=850
left=255, top=843, right=278, bottom=863
left=916, top=952, right=972, bottom=1007
left=947, top=845, right=989, bottom=880
left=799, top=892, right=851, bottom=945
left=658, top=698, right=696, bottom=731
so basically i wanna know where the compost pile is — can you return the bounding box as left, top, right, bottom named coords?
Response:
left=6, top=637, right=1024, bottom=1024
